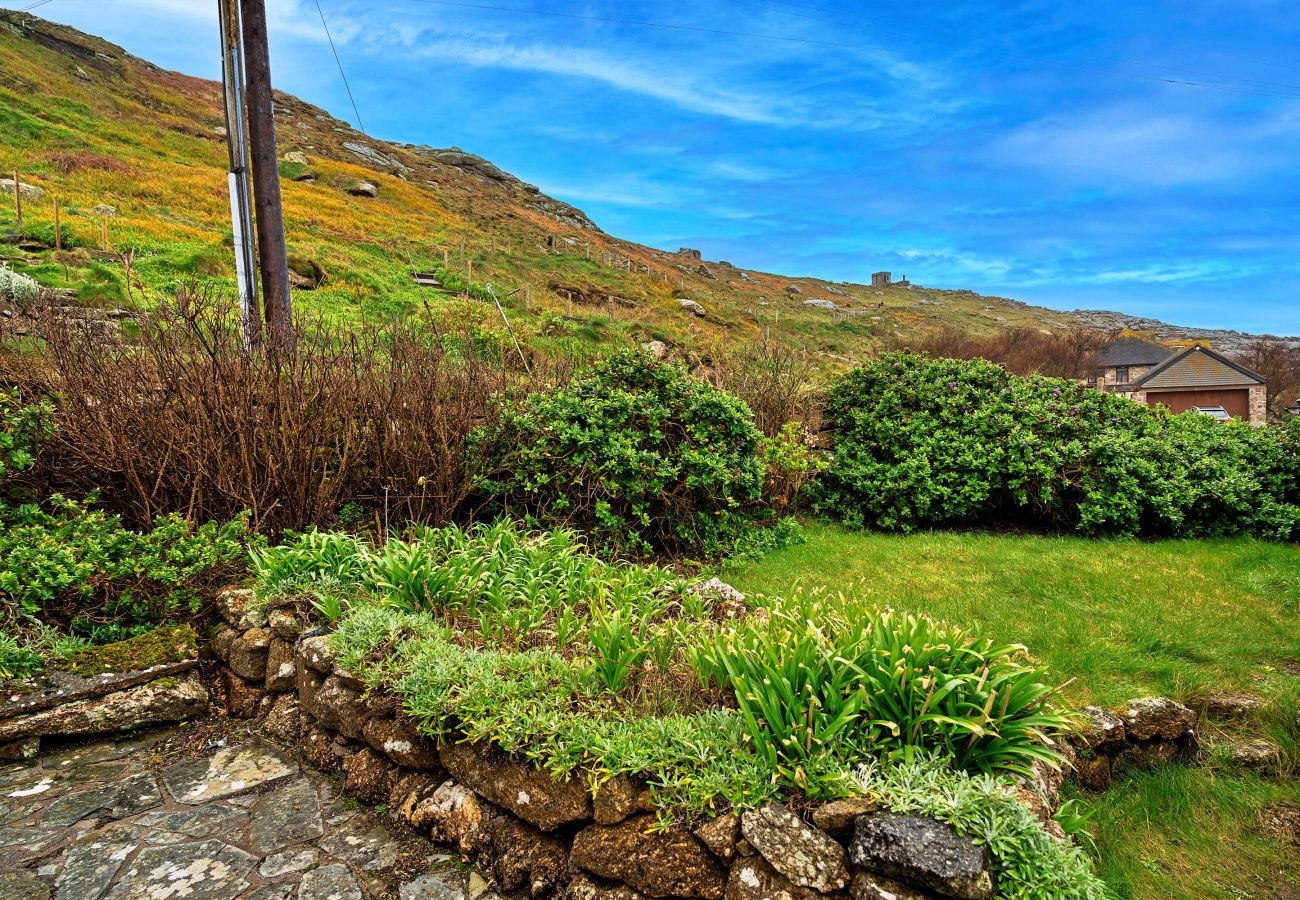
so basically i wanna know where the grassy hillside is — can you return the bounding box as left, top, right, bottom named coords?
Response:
left=2, top=12, right=1098, bottom=364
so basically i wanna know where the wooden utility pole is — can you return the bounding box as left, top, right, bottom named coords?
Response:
left=239, top=0, right=293, bottom=350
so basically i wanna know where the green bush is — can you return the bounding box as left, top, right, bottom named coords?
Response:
left=694, top=589, right=1071, bottom=782
left=815, top=353, right=1300, bottom=538
left=0, top=389, right=53, bottom=487
left=0, top=631, right=44, bottom=679
left=478, top=351, right=765, bottom=556
left=0, top=496, right=253, bottom=643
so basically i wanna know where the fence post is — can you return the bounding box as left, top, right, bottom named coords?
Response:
left=443, top=246, right=449, bottom=268
left=101, top=217, right=109, bottom=252
left=53, top=197, right=61, bottom=251
left=466, top=260, right=473, bottom=298
left=12, top=168, right=20, bottom=229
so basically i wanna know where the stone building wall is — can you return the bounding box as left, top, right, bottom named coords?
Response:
left=1248, top=384, right=1268, bottom=426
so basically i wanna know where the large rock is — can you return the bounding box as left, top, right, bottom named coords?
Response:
left=216, top=588, right=266, bottom=629
left=1190, top=693, right=1263, bottom=721
left=264, top=639, right=296, bottom=692
left=227, top=627, right=271, bottom=681
left=0, top=178, right=44, bottom=201
left=803, top=298, right=840, bottom=311
left=306, top=675, right=368, bottom=740
left=849, top=813, right=993, bottom=900
left=812, top=798, right=883, bottom=838
left=1074, top=707, right=1125, bottom=750
left=1120, top=697, right=1196, bottom=741
left=694, top=813, right=740, bottom=860
left=481, top=811, right=571, bottom=896
left=105, top=839, right=258, bottom=899
left=678, top=298, right=707, bottom=317
left=725, top=855, right=844, bottom=900
left=1230, top=739, right=1283, bottom=769
left=0, top=671, right=207, bottom=742
left=850, top=872, right=936, bottom=900
left=220, top=669, right=265, bottom=718
left=344, top=746, right=397, bottom=804
left=162, top=738, right=298, bottom=805
left=439, top=739, right=592, bottom=831
left=571, top=814, right=726, bottom=899
left=297, top=634, right=338, bottom=674
left=347, top=180, right=379, bottom=198
left=410, top=780, right=492, bottom=853
left=740, top=803, right=849, bottom=892
left=593, top=775, right=650, bottom=825
left=363, top=715, right=441, bottom=769
left=1072, top=753, right=1112, bottom=792
left=248, top=778, right=323, bottom=853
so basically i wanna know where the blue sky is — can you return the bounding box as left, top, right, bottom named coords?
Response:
left=16, top=0, right=1300, bottom=333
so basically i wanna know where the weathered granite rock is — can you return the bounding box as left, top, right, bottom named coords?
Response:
left=572, top=814, right=726, bottom=899
left=263, top=693, right=303, bottom=742
left=402, top=870, right=469, bottom=900
left=678, top=298, right=707, bottom=317
left=593, top=775, right=649, bottom=825
left=724, top=855, right=843, bottom=900
left=1230, top=739, right=1283, bottom=769
left=249, top=777, right=323, bottom=853
left=211, top=626, right=237, bottom=664
left=1075, top=707, right=1126, bottom=750
left=1190, top=693, right=1264, bottom=720
left=345, top=746, right=396, bottom=804
left=105, top=838, right=258, bottom=899
left=0, top=178, right=44, bottom=201
left=347, top=181, right=379, bottom=198
left=481, top=811, right=570, bottom=896
left=0, top=671, right=207, bottom=742
left=302, top=724, right=343, bottom=772
left=412, top=780, right=492, bottom=853
left=364, top=715, right=441, bottom=769
left=850, top=813, right=993, bottom=900
left=228, top=627, right=271, bottom=681
left=440, top=739, right=592, bottom=831
left=54, top=824, right=141, bottom=900
left=298, top=634, right=338, bottom=674
left=1073, top=753, right=1112, bottom=792
left=268, top=608, right=301, bottom=640
left=216, top=588, right=266, bottom=629
left=221, top=668, right=265, bottom=718
left=0, top=873, right=50, bottom=900
left=1120, top=697, right=1196, bottom=741
left=300, top=863, right=363, bottom=900
left=307, top=675, right=368, bottom=740
left=283, top=150, right=310, bottom=165
left=561, top=873, right=650, bottom=900
left=850, top=871, right=937, bottom=900
left=812, top=797, right=883, bottom=837
left=694, top=812, right=740, bottom=860
left=265, top=639, right=296, bottom=692
left=162, top=739, right=297, bottom=805
left=741, top=803, right=849, bottom=892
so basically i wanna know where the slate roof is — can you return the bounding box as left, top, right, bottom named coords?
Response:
left=1095, top=337, right=1174, bottom=367
left=1134, top=344, right=1266, bottom=389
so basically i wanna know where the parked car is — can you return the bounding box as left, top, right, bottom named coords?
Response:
left=1190, top=405, right=1232, bottom=421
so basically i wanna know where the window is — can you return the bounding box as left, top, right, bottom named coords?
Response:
left=1115, top=366, right=1130, bottom=384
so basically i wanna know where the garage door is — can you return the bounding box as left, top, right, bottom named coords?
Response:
left=1147, top=389, right=1250, bottom=420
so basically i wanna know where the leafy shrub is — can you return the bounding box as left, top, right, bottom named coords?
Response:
left=695, top=589, right=1070, bottom=783
left=0, top=496, right=253, bottom=643
left=479, top=351, right=765, bottom=556
left=0, top=388, right=53, bottom=488
left=0, top=264, right=41, bottom=306
left=0, top=631, right=44, bottom=679
left=759, top=422, right=826, bottom=510
left=816, top=352, right=1300, bottom=538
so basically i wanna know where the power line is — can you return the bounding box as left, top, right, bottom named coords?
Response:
left=17, top=0, right=56, bottom=13
left=314, top=0, right=366, bottom=132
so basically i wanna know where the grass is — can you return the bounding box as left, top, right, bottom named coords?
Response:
left=721, top=523, right=1300, bottom=899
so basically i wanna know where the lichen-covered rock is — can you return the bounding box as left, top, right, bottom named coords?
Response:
left=248, top=778, right=324, bottom=853
left=1075, top=707, right=1126, bottom=750
left=216, top=587, right=267, bottom=629
left=262, top=694, right=303, bottom=742
left=850, top=872, right=937, bottom=900
left=481, top=811, right=571, bottom=896
left=297, top=634, right=337, bottom=674
left=1230, top=739, right=1283, bottom=769
left=306, top=675, right=367, bottom=740
left=849, top=813, right=993, bottom=900
left=1120, top=697, right=1196, bottom=741
left=440, top=740, right=592, bottom=831
left=724, top=855, right=844, bottom=900
left=228, top=627, right=271, bottom=681
left=344, top=747, right=396, bottom=804
left=211, top=627, right=238, bottom=664
left=811, top=798, right=883, bottom=837
left=561, top=873, right=650, bottom=900
left=302, top=724, right=343, bottom=772
left=411, top=780, right=492, bottom=853
left=363, top=715, right=441, bottom=769
left=1072, top=753, right=1112, bottom=792
left=268, top=608, right=301, bottom=640
left=593, top=776, right=650, bottom=825
left=741, top=803, right=849, bottom=893
left=221, top=669, right=266, bottom=719
left=265, top=639, right=296, bottom=692
left=1190, top=693, right=1264, bottom=720
left=571, top=814, right=725, bottom=899
left=390, top=770, right=441, bottom=816
left=0, top=671, right=208, bottom=742
left=694, top=813, right=740, bottom=860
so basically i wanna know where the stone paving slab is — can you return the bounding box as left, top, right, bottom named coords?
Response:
left=0, top=728, right=487, bottom=900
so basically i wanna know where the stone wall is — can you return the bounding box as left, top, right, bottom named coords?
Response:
left=206, top=588, right=1213, bottom=900
left=1248, top=384, right=1268, bottom=426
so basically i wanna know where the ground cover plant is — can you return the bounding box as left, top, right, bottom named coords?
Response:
left=721, top=524, right=1300, bottom=898
left=251, top=519, right=1103, bottom=896
left=815, top=353, right=1300, bottom=539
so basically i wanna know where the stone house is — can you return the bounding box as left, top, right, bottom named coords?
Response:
left=1095, top=339, right=1268, bottom=425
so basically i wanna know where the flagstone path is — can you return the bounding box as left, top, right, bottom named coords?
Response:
left=0, top=727, right=494, bottom=900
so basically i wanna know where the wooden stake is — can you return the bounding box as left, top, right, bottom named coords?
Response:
left=443, top=246, right=449, bottom=268
left=101, top=218, right=109, bottom=252
left=459, top=236, right=466, bottom=259
left=53, top=198, right=61, bottom=251
left=466, top=260, right=473, bottom=297
left=12, top=169, right=20, bottom=228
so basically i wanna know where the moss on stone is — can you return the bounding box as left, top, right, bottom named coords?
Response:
left=62, top=624, right=198, bottom=677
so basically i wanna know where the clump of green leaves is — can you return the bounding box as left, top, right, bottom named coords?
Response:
left=0, top=264, right=42, bottom=306
left=815, top=352, right=1300, bottom=538
left=0, top=630, right=44, bottom=679
left=477, top=350, right=766, bottom=556
left=695, top=589, right=1071, bottom=784
left=0, top=388, right=52, bottom=488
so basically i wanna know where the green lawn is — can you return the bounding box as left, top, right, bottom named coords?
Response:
left=722, top=524, right=1300, bottom=899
